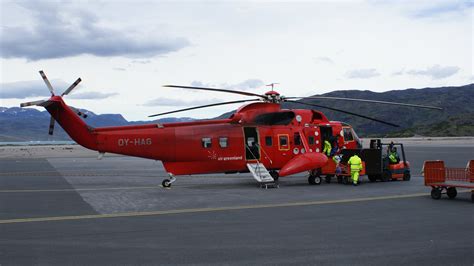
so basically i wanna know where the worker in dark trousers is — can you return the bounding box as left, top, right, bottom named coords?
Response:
left=348, top=152, right=363, bottom=186
left=329, top=137, right=339, bottom=157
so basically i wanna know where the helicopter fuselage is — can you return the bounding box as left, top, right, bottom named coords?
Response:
left=45, top=97, right=360, bottom=176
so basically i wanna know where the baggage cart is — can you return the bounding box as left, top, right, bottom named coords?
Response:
left=423, top=160, right=474, bottom=202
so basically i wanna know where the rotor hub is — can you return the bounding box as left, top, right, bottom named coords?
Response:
left=264, top=90, right=282, bottom=103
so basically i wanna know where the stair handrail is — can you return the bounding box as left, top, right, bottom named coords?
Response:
left=255, top=143, right=273, bottom=165
left=245, top=144, right=263, bottom=178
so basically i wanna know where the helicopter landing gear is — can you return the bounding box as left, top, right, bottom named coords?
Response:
left=308, top=169, right=322, bottom=185
left=269, top=170, right=279, bottom=181
left=162, top=174, right=176, bottom=188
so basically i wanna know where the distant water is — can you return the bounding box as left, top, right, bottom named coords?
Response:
left=0, top=141, right=76, bottom=146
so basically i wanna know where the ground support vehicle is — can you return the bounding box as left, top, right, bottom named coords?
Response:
left=424, top=160, right=474, bottom=202
left=321, top=160, right=366, bottom=184
left=320, top=139, right=409, bottom=183
left=365, top=139, right=411, bottom=182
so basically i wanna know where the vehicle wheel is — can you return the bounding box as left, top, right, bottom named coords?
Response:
left=381, top=170, right=391, bottom=182
left=471, top=192, right=474, bottom=203
left=162, top=179, right=171, bottom=188
left=337, top=176, right=343, bottom=184
left=431, top=187, right=442, bottom=200
left=325, top=175, right=333, bottom=184
left=403, top=171, right=411, bottom=181
left=447, top=187, right=457, bottom=199
left=368, top=175, right=377, bottom=182
left=270, top=171, right=279, bottom=181
left=308, top=175, right=322, bottom=185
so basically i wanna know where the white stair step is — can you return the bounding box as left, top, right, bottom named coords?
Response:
left=247, top=163, right=274, bottom=183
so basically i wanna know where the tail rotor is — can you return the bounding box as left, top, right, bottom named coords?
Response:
left=39, top=70, right=56, bottom=96
left=20, top=70, right=82, bottom=135
left=48, top=116, right=55, bottom=135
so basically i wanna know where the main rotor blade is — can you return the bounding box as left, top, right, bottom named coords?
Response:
left=148, top=99, right=260, bottom=117
left=39, top=70, right=55, bottom=96
left=48, top=116, right=55, bottom=135
left=286, top=100, right=400, bottom=127
left=163, top=85, right=266, bottom=98
left=62, top=77, right=82, bottom=96
left=285, top=96, right=442, bottom=110
left=20, top=99, right=46, bottom=107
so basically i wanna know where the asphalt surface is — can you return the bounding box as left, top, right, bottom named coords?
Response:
left=0, top=144, right=473, bottom=265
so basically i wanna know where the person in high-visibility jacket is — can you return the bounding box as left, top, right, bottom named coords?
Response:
left=323, top=140, right=332, bottom=156
left=388, top=147, right=400, bottom=164
left=348, top=153, right=363, bottom=186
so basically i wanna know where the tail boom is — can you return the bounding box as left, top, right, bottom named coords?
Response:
left=45, top=96, right=98, bottom=150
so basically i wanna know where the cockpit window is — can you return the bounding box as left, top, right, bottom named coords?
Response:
left=254, top=112, right=295, bottom=125
left=343, top=128, right=354, bottom=141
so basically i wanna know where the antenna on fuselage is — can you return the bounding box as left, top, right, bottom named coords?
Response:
left=266, top=83, right=280, bottom=90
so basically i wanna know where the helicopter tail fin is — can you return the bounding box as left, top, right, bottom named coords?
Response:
left=43, top=96, right=98, bottom=150
left=19, top=71, right=98, bottom=151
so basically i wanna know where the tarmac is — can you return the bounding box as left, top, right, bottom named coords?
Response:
left=0, top=139, right=473, bottom=265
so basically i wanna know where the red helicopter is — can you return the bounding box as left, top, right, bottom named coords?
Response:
left=21, top=71, right=442, bottom=187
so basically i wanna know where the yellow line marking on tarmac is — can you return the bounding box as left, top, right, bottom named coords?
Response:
left=0, top=186, right=160, bottom=193
left=0, top=192, right=430, bottom=225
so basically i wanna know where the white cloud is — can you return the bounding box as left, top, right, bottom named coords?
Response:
left=68, top=92, right=119, bottom=100
left=0, top=79, right=116, bottom=100
left=314, top=56, right=334, bottom=64
left=0, top=80, right=67, bottom=99
left=143, top=97, right=224, bottom=107
left=406, top=65, right=460, bottom=79
left=0, top=2, right=189, bottom=60
left=190, top=79, right=264, bottom=91
left=410, top=1, right=473, bottom=19
left=345, top=68, right=381, bottom=79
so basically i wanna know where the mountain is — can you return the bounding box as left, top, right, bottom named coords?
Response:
left=282, top=84, right=474, bottom=137
left=384, top=113, right=474, bottom=137
left=1, top=84, right=473, bottom=141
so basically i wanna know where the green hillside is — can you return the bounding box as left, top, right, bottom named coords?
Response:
left=385, top=114, right=474, bottom=137
left=283, top=84, right=474, bottom=137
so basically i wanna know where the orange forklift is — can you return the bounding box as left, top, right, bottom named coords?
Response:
left=365, top=139, right=411, bottom=182
left=321, top=139, right=410, bottom=183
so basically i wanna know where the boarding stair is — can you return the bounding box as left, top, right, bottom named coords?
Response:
left=246, top=163, right=279, bottom=189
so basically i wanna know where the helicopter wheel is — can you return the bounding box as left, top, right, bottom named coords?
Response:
left=269, top=170, right=279, bottom=181
left=308, top=174, right=322, bottom=185
left=162, top=179, right=171, bottom=188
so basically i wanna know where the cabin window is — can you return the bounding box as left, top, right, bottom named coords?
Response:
left=219, top=137, right=228, bottom=148
left=279, top=135, right=288, bottom=146
left=343, top=128, right=354, bottom=141
left=202, top=137, right=212, bottom=148
left=294, top=133, right=301, bottom=145
left=308, top=136, right=315, bottom=145
left=265, top=136, right=273, bottom=146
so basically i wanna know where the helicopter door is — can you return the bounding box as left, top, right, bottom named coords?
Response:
left=244, top=127, right=260, bottom=160
left=319, top=126, right=333, bottom=152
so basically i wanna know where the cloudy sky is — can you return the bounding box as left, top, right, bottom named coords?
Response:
left=1, top=0, right=472, bottom=120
